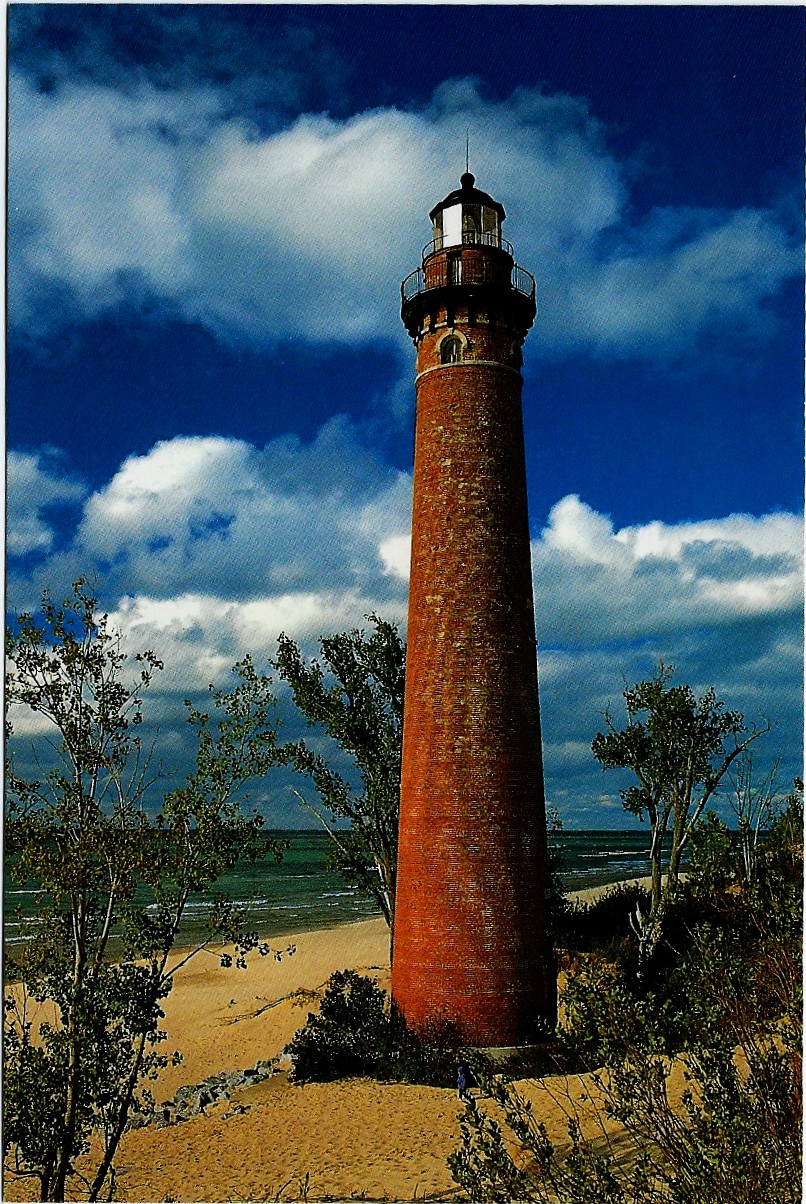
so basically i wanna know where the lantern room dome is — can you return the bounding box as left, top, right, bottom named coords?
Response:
left=428, top=173, right=506, bottom=223
left=427, top=173, right=506, bottom=253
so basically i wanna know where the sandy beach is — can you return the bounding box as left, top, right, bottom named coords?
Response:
left=5, top=881, right=660, bottom=1203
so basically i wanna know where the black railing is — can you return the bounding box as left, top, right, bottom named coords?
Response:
left=421, top=231, right=514, bottom=260
left=401, top=259, right=536, bottom=304
left=512, top=265, right=535, bottom=299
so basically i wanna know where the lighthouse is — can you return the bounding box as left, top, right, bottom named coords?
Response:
left=391, top=173, right=556, bottom=1048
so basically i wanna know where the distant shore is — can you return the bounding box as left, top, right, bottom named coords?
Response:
left=155, top=874, right=653, bottom=969
left=565, top=874, right=650, bottom=906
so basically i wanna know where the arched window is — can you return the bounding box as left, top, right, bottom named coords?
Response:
left=440, top=336, right=462, bottom=365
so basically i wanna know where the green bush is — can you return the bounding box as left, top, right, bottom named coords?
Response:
left=451, top=957, right=801, bottom=1204
left=285, top=970, right=391, bottom=1083
left=285, top=969, right=469, bottom=1087
left=555, top=881, right=649, bottom=963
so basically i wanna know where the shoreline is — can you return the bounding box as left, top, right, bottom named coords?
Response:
left=4, top=876, right=656, bottom=1203
left=152, top=874, right=654, bottom=1098
left=162, top=874, right=653, bottom=963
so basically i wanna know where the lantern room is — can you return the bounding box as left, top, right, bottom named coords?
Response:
left=428, top=172, right=505, bottom=251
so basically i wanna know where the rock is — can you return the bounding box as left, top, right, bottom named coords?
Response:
left=124, top=1113, right=149, bottom=1131
left=142, top=1059, right=278, bottom=1127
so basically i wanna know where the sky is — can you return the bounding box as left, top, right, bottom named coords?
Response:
left=6, top=4, right=804, bottom=828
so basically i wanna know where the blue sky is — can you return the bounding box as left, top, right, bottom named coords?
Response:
left=7, top=5, right=804, bottom=827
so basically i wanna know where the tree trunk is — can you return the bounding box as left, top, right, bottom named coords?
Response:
left=649, top=807, right=669, bottom=914
left=39, top=1155, right=54, bottom=1203
left=87, top=1031, right=149, bottom=1202
left=50, top=1037, right=80, bottom=1201
left=52, top=914, right=87, bottom=1202
left=636, top=808, right=671, bottom=969
left=650, top=841, right=663, bottom=914
left=666, top=804, right=687, bottom=898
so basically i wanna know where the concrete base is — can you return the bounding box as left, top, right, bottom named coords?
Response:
left=478, top=1045, right=540, bottom=1063
left=472, top=1042, right=557, bottom=1076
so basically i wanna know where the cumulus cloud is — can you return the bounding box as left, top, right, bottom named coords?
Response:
left=8, top=422, right=412, bottom=652
left=9, top=72, right=799, bottom=356
left=6, top=425, right=413, bottom=814
left=66, top=422, right=411, bottom=604
left=383, top=491, right=802, bottom=644
left=563, top=206, right=797, bottom=355
left=104, top=589, right=400, bottom=700
left=7, top=449, right=86, bottom=557
left=532, top=495, right=802, bottom=645
left=379, top=535, right=412, bottom=579
left=7, top=432, right=801, bottom=824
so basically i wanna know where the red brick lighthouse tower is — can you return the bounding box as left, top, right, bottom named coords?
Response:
left=391, top=173, right=556, bottom=1048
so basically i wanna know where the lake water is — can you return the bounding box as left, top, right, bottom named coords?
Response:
left=4, top=828, right=670, bottom=949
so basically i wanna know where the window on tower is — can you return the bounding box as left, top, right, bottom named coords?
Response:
left=440, top=336, right=463, bottom=364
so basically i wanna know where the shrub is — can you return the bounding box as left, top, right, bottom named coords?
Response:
left=451, top=945, right=801, bottom=1204
left=286, top=971, right=391, bottom=1082
left=285, top=969, right=469, bottom=1087
left=556, top=882, right=650, bottom=963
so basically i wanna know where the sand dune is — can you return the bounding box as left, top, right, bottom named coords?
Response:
left=4, top=881, right=654, bottom=1202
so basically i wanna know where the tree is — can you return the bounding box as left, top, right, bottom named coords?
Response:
left=728, top=753, right=784, bottom=890
left=591, top=664, right=769, bottom=961
left=4, top=581, right=285, bottom=1201
left=687, top=774, right=803, bottom=924
left=273, top=616, right=405, bottom=942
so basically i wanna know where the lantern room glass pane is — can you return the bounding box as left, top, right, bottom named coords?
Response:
left=462, top=204, right=481, bottom=243
left=482, top=206, right=500, bottom=245
left=442, top=203, right=462, bottom=248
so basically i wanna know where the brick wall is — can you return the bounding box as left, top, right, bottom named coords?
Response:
left=391, top=269, right=556, bottom=1047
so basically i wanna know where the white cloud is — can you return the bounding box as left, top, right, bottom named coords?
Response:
left=9, top=77, right=205, bottom=317
left=563, top=206, right=796, bottom=355
left=541, top=495, right=623, bottom=566
left=348, top=486, right=803, bottom=822
left=532, top=494, right=803, bottom=644
left=105, top=589, right=406, bottom=699
left=9, top=72, right=799, bottom=356
left=9, top=425, right=412, bottom=664
left=61, top=423, right=411, bottom=605
left=7, top=433, right=801, bottom=825
left=7, top=449, right=86, bottom=556
left=5, top=699, right=53, bottom=737
left=379, top=534, right=411, bottom=579
left=616, top=509, right=799, bottom=562
left=382, top=491, right=803, bottom=641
